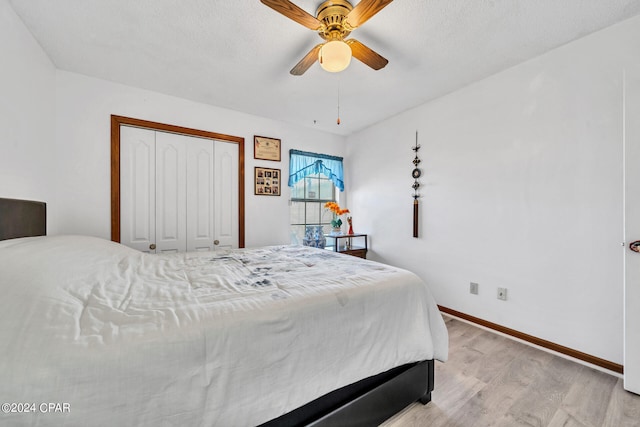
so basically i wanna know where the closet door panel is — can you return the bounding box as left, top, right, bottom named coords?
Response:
left=187, top=138, right=215, bottom=252
left=214, top=140, right=239, bottom=249
left=120, top=126, right=156, bottom=253
left=155, top=133, right=187, bottom=253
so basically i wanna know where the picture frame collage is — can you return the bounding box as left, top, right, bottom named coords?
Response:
left=253, top=136, right=281, bottom=196
left=254, top=167, right=280, bottom=196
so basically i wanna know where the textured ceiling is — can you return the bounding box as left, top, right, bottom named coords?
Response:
left=9, top=0, right=640, bottom=135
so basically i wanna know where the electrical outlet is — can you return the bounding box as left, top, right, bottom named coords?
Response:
left=497, top=287, right=507, bottom=301
left=470, top=282, right=479, bottom=295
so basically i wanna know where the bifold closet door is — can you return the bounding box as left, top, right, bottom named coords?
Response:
left=120, top=126, right=156, bottom=253
left=184, top=138, right=239, bottom=251
left=120, top=126, right=239, bottom=253
left=120, top=127, right=189, bottom=254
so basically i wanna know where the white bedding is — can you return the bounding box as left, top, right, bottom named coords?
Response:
left=0, top=235, right=448, bottom=426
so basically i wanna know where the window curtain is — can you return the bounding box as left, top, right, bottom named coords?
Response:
left=288, top=149, right=345, bottom=191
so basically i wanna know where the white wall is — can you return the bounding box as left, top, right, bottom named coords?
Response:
left=347, top=15, right=640, bottom=365
left=54, top=71, right=346, bottom=247
left=0, top=0, right=56, bottom=216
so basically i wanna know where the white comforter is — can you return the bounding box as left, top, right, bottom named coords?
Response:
left=0, top=235, right=448, bottom=426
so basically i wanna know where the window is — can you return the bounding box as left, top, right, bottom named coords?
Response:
left=288, top=150, right=344, bottom=245
left=290, top=173, right=339, bottom=244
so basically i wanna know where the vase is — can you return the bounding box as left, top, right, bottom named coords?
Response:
left=303, top=225, right=326, bottom=249
left=331, top=226, right=342, bottom=236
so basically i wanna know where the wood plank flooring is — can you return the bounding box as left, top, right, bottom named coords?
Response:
left=381, top=315, right=640, bottom=427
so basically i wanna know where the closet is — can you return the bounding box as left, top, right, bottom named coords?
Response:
left=111, top=116, right=244, bottom=253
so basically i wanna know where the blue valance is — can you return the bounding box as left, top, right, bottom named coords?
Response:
left=288, top=149, right=344, bottom=192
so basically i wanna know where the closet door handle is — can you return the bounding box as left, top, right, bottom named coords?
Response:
left=214, top=240, right=220, bottom=246
left=630, top=241, right=640, bottom=253
left=149, top=243, right=156, bottom=250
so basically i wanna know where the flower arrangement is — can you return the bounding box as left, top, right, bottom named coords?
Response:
left=324, top=202, right=350, bottom=229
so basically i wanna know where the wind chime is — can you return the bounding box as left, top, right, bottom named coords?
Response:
left=411, top=131, right=421, bottom=238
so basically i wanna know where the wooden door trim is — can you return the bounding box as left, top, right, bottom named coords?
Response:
left=111, top=115, right=245, bottom=248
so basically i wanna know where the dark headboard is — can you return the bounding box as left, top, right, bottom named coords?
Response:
left=0, top=198, right=47, bottom=241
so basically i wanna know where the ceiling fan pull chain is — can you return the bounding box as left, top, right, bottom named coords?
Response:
left=337, top=76, right=341, bottom=125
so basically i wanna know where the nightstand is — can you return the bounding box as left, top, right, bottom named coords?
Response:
left=325, top=233, right=368, bottom=259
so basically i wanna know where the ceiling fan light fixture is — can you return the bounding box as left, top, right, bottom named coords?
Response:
left=318, top=40, right=352, bottom=72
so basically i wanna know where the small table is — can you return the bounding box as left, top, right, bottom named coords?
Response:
left=325, top=233, right=368, bottom=259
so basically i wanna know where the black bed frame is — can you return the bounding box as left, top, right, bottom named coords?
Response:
left=0, top=197, right=435, bottom=426
left=260, top=360, right=434, bottom=426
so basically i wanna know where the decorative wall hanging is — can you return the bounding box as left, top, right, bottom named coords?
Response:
left=255, top=167, right=281, bottom=196
left=412, top=131, right=421, bottom=238
left=254, top=136, right=281, bottom=161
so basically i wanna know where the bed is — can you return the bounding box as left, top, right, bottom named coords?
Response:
left=0, top=197, right=448, bottom=426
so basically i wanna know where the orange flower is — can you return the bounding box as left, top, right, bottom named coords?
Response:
left=324, top=201, right=345, bottom=215
left=324, top=202, right=349, bottom=228
left=324, top=202, right=348, bottom=213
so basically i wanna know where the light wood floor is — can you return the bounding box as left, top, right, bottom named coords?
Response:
left=382, top=315, right=640, bottom=427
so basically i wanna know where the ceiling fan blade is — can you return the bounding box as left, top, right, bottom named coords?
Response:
left=290, top=44, right=323, bottom=75
left=261, top=0, right=323, bottom=30
left=345, top=0, right=394, bottom=29
left=346, top=39, right=388, bottom=70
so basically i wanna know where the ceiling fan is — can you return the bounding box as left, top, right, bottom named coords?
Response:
left=261, top=0, right=393, bottom=75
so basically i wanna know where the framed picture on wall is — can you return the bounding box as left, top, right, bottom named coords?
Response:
left=255, top=167, right=281, bottom=196
left=254, top=136, right=281, bottom=161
